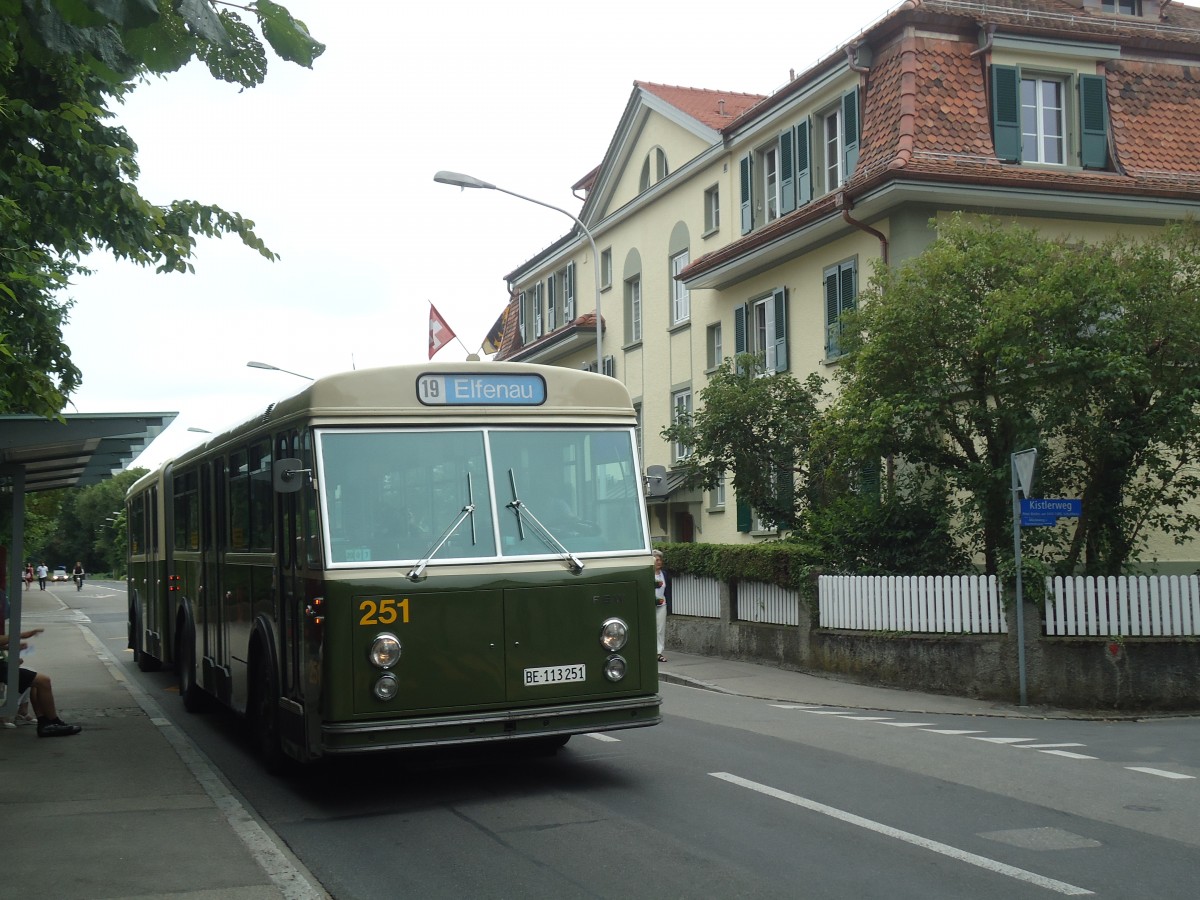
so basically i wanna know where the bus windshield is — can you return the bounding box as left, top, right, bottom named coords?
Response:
left=318, top=427, right=646, bottom=566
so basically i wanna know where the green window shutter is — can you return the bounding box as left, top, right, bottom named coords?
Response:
left=1079, top=73, right=1110, bottom=170
left=842, top=88, right=860, bottom=177
left=839, top=262, right=857, bottom=313
left=795, top=120, right=812, bottom=205
left=547, top=273, right=557, bottom=331
left=565, top=262, right=575, bottom=321
left=859, top=458, right=881, bottom=503
left=518, top=290, right=527, bottom=340
left=739, top=154, right=753, bottom=234
left=772, top=288, right=788, bottom=373
left=736, top=498, right=752, bottom=532
left=779, top=129, right=796, bottom=215
left=824, top=270, right=840, bottom=356
left=991, top=64, right=1021, bottom=163
left=733, top=303, right=748, bottom=374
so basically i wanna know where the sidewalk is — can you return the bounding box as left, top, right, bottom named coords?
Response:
left=1, top=586, right=326, bottom=900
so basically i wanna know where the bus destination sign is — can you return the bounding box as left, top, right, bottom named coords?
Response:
left=417, top=372, right=547, bottom=406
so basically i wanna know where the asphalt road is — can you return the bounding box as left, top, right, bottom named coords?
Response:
left=76, top=582, right=1200, bottom=899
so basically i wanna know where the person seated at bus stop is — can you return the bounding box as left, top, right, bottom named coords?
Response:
left=0, top=627, right=82, bottom=737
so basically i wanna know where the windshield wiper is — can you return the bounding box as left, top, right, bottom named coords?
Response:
left=407, top=474, right=477, bottom=581
left=506, top=469, right=584, bottom=574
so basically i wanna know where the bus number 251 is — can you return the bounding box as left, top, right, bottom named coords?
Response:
left=359, top=597, right=410, bottom=626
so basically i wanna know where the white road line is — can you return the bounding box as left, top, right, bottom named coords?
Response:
left=1038, top=750, right=1098, bottom=760
left=710, top=773, right=1093, bottom=896
left=880, top=722, right=936, bottom=727
left=770, top=705, right=825, bottom=710
left=922, top=729, right=987, bottom=735
left=1126, top=767, right=1195, bottom=780
left=585, top=732, right=621, bottom=742
left=835, top=716, right=894, bottom=721
left=803, top=710, right=856, bottom=715
left=969, top=737, right=1038, bottom=744
left=1020, top=743, right=1086, bottom=750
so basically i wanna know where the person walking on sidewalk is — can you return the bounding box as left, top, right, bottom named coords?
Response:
left=0, top=627, right=83, bottom=737
left=653, top=550, right=669, bottom=662
left=35, top=562, right=48, bottom=590
left=24, top=563, right=34, bottom=590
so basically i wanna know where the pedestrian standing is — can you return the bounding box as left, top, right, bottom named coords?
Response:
left=653, top=550, right=669, bottom=662
left=35, top=562, right=48, bottom=590
left=24, top=564, right=34, bottom=590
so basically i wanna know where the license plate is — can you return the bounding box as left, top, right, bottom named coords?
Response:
left=523, top=664, right=586, bottom=686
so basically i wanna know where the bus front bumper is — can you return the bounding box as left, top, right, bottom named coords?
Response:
left=320, top=694, right=662, bottom=755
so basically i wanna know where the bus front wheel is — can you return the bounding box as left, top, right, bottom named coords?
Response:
left=175, top=620, right=204, bottom=713
left=249, top=659, right=286, bottom=772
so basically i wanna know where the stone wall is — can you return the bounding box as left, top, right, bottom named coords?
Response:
left=666, top=580, right=1200, bottom=711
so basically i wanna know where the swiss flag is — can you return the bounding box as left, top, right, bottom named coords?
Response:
left=428, top=303, right=456, bottom=359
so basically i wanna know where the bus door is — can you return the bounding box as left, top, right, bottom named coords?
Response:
left=146, top=484, right=164, bottom=657
left=203, top=457, right=229, bottom=697
left=277, top=430, right=303, bottom=699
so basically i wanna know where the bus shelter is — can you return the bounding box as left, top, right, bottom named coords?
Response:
left=1, top=412, right=175, bottom=716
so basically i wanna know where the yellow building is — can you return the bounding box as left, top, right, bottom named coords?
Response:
left=495, top=0, right=1200, bottom=568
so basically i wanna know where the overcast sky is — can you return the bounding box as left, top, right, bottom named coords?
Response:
left=61, top=0, right=898, bottom=469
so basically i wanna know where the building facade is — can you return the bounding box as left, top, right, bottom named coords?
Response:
left=494, top=0, right=1200, bottom=568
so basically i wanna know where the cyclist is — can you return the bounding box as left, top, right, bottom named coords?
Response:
left=71, top=561, right=85, bottom=591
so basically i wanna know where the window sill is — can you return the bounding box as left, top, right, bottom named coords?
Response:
left=668, top=321, right=690, bottom=335
left=623, top=339, right=643, bottom=352
left=702, top=227, right=719, bottom=240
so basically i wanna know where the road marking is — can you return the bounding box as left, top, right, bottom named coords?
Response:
left=1126, top=767, right=1195, bottom=780
left=803, top=710, right=857, bottom=715
left=585, top=732, right=621, bottom=742
left=835, top=716, right=894, bottom=721
left=922, top=729, right=986, bottom=735
left=969, top=737, right=1038, bottom=744
left=710, top=773, right=1093, bottom=896
left=1020, top=743, right=1087, bottom=750
left=1037, top=750, right=1098, bottom=760
left=771, top=705, right=825, bottom=710
left=880, top=722, right=937, bottom=727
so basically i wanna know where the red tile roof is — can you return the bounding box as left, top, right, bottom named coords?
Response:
left=636, top=81, right=766, bottom=131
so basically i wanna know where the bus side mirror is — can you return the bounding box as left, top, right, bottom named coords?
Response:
left=273, top=458, right=310, bottom=493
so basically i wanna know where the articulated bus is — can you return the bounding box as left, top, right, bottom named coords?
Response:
left=127, top=362, right=661, bottom=765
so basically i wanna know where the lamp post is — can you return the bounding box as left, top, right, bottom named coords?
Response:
left=434, top=170, right=604, bottom=374
left=246, top=360, right=314, bottom=381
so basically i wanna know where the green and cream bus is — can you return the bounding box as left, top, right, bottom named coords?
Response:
left=127, top=362, right=660, bottom=765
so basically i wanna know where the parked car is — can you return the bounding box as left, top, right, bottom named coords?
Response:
left=52, top=567, right=68, bottom=582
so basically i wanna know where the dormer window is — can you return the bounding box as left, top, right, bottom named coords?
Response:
left=1102, top=0, right=1142, bottom=15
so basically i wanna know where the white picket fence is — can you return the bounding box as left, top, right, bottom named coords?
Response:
left=670, top=573, right=721, bottom=619
left=819, top=574, right=1007, bottom=634
left=738, top=580, right=801, bottom=626
left=1045, top=575, right=1200, bottom=636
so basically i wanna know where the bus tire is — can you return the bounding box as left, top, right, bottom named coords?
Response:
left=526, top=734, right=571, bottom=755
left=175, top=616, right=204, bottom=713
left=249, top=656, right=286, bottom=773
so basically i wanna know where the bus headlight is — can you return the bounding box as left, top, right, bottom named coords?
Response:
left=604, top=655, right=627, bottom=682
left=600, top=617, right=628, bottom=651
left=373, top=673, right=399, bottom=700
left=369, top=633, right=401, bottom=669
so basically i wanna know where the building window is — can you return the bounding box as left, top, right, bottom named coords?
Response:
left=734, top=289, right=788, bottom=374
left=710, top=473, right=726, bottom=510
left=600, top=247, right=612, bottom=291
left=824, top=260, right=857, bottom=358
left=625, top=276, right=642, bottom=343
left=1021, top=77, right=1065, bottom=164
left=562, top=262, right=575, bottom=322
left=704, top=184, right=720, bottom=233
left=518, top=289, right=527, bottom=342
left=1101, top=0, right=1142, bottom=13
left=546, top=273, right=558, bottom=332
left=672, top=389, right=692, bottom=461
left=634, top=402, right=643, bottom=463
left=602, top=355, right=616, bottom=378
left=706, top=322, right=723, bottom=370
left=533, top=281, right=544, bottom=338
left=823, top=107, right=843, bottom=191
left=760, top=143, right=780, bottom=222
left=991, top=66, right=1109, bottom=169
left=639, top=147, right=668, bottom=192
left=671, top=250, right=690, bottom=325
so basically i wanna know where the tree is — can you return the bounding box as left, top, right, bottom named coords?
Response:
left=837, top=215, right=1200, bottom=575
left=662, top=354, right=828, bottom=532
left=1, top=1, right=324, bottom=416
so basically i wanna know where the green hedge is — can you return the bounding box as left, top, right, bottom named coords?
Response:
left=657, top=541, right=821, bottom=596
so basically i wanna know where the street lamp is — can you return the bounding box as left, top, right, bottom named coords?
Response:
left=246, top=360, right=314, bottom=381
left=433, top=170, right=604, bottom=374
